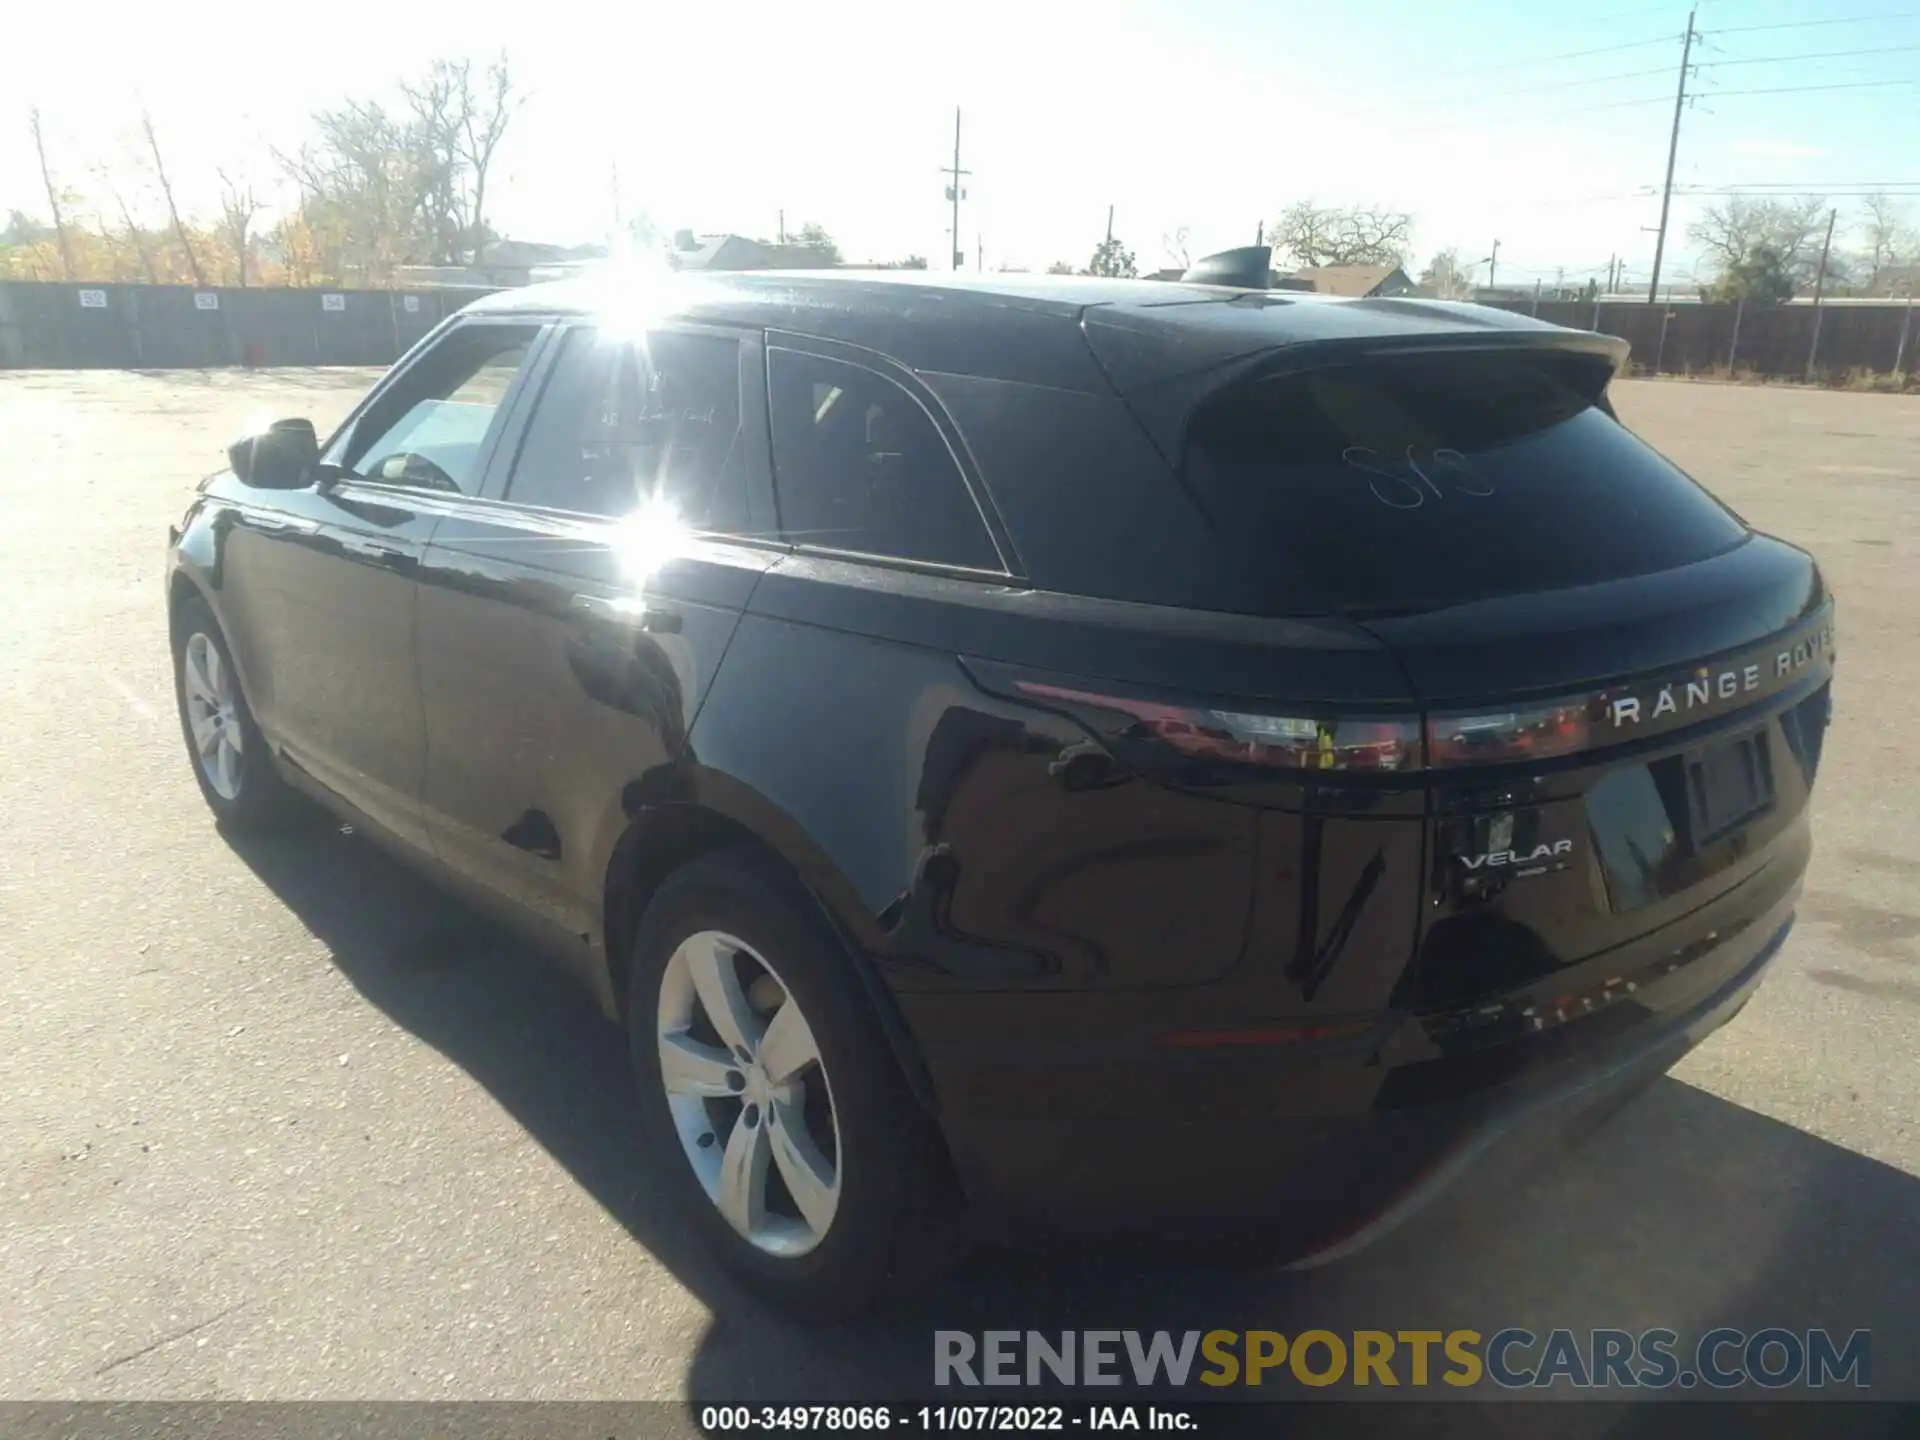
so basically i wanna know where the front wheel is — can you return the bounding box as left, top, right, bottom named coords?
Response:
left=627, top=848, right=962, bottom=1317
left=171, top=596, right=298, bottom=830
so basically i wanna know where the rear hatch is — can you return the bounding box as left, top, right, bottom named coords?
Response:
left=1158, top=338, right=1836, bottom=1012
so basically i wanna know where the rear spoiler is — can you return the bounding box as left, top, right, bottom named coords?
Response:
left=1112, top=329, right=1632, bottom=462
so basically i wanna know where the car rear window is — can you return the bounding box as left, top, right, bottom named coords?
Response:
left=1182, top=351, right=1749, bottom=615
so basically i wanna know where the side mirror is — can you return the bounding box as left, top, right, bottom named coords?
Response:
left=228, top=418, right=320, bottom=489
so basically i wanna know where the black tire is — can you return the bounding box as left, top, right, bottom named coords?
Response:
left=627, top=846, right=963, bottom=1318
left=170, top=595, right=300, bottom=831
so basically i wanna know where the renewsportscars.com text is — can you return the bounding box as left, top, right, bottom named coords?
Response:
left=934, top=1329, right=1871, bottom=1391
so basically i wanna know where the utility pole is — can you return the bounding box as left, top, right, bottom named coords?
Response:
left=1487, top=238, right=1501, bottom=291
left=977, top=236, right=983, bottom=273
left=1647, top=8, right=1697, bottom=304
left=1806, top=206, right=1839, bottom=380
left=1892, top=284, right=1913, bottom=381
left=778, top=209, right=786, bottom=245
left=1106, top=205, right=1115, bottom=248
left=941, top=108, right=971, bottom=271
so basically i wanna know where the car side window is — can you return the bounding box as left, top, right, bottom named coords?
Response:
left=767, top=349, right=999, bottom=570
left=340, top=323, right=540, bottom=495
left=505, top=327, right=749, bottom=532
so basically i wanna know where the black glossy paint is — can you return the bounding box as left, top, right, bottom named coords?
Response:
left=167, top=270, right=1833, bottom=1251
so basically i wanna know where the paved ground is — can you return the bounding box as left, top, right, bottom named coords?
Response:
left=2, top=370, right=1918, bottom=1406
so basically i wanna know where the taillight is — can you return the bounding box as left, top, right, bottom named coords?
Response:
left=993, top=674, right=1422, bottom=774
left=1424, top=698, right=1592, bottom=769
left=965, top=658, right=1622, bottom=779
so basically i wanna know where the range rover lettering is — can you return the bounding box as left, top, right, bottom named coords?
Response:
left=165, top=257, right=1834, bottom=1316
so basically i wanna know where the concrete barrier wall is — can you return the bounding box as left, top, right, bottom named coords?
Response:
left=5, top=281, right=1913, bottom=383
left=0, top=283, right=500, bottom=370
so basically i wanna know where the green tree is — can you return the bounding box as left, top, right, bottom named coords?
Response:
left=1087, top=236, right=1136, bottom=277
left=1689, top=196, right=1827, bottom=293
left=1709, top=245, right=1794, bottom=304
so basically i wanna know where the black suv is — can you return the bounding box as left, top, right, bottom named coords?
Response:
left=167, top=266, right=1834, bottom=1316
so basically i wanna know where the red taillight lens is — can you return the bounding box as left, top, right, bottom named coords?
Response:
left=1011, top=679, right=1422, bottom=773
left=970, top=660, right=1610, bottom=780
left=1425, top=699, right=1592, bottom=769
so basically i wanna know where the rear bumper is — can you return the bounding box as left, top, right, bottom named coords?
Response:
left=909, top=886, right=1794, bottom=1259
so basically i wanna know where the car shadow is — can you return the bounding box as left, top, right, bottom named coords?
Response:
left=227, top=821, right=1920, bottom=1422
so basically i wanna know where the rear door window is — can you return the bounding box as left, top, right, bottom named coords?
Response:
left=1183, top=351, right=1749, bottom=615
left=768, top=349, right=1000, bottom=570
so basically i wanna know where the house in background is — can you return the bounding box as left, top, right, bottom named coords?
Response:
left=667, top=232, right=838, bottom=271
left=1142, top=264, right=1315, bottom=289
left=1284, top=263, right=1416, bottom=298
left=396, top=240, right=609, bottom=289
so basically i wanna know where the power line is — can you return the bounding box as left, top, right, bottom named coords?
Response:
left=1679, top=180, right=1920, bottom=190
left=1339, top=63, right=1677, bottom=118
left=1697, top=40, right=1920, bottom=66
left=1408, top=29, right=1686, bottom=83
left=1696, top=77, right=1920, bottom=97
left=1347, top=26, right=1918, bottom=127
left=1705, top=10, right=1920, bottom=35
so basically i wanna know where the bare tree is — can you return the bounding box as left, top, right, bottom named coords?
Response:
left=107, top=182, right=159, bottom=283
left=28, top=108, right=75, bottom=279
left=1272, top=202, right=1412, bottom=268
left=401, top=56, right=520, bottom=264
left=141, top=112, right=206, bottom=286
left=458, top=57, right=517, bottom=265
left=1858, top=192, right=1918, bottom=285
left=216, top=168, right=262, bottom=286
left=277, top=99, right=439, bottom=282
left=1688, top=195, right=1828, bottom=290
left=1161, top=225, right=1191, bottom=271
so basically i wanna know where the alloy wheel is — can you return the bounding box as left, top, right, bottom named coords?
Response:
left=656, top=929, right=843, bottom=1257
left=181, top=631, right=244, bottom=801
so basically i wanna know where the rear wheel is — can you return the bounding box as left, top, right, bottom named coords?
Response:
left=627, top=847, right=961, bottom=1317
left=171, top=596, right=298, bottom=830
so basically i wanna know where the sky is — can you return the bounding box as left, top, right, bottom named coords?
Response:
left=2, top=0, right=1916, bottom=288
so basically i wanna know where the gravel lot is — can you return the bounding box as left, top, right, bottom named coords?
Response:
left=2, top=369, right=1917, bottom=1404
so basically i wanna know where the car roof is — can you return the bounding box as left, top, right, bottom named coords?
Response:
left=462, top=267, right=1578, bottom=394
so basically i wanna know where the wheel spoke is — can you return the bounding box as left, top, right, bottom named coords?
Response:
left=184, top=641, right=216, bottom=705
left=189, top=709, right=219, bottom=755
left=216, top=737, right=240, bottom=797
left=768, top=1103, right=838, bottom=1235
left=224, top=715, right=244, bottom=754
left=658, top=1032, right=737, bottom=1098
left=682, top=933, right=758, bottom=1058
left=204, top=643, right=226, bottom=701
left=757, top=998, right=820, bottom=1086
left=716, top=1112, right=770, bottom=1237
